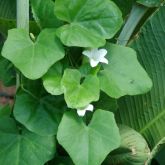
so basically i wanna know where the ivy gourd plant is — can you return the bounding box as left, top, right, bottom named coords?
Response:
left=0, top=0, right=165, bottom=164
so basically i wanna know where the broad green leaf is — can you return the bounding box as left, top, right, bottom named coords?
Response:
left=0, top=117, right=56, bottom=165
left=57, top=110, right=120, bottom=165
left=0, top=105, right=11, bottom=117
left=55, top=0, right=123, bottom=47
left=99, top=43, right=152, bottom=98
left=56, top=24, right=105, bottom=48
left=137, top=0, right=162, bottom=7
left=104, top=125, right=150, bottom=165
left=43, top=62, right=63, bottom=95
left=31, top=0, right=63, bottom=28
left=2, top=28, right=65, bottom=79
left=14, top=92, right=66, bottom=136
left=61, top=69, right=100, bottom=109
left=116, top=5, right=165, bottom=148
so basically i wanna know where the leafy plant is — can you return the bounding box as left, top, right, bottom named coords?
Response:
left=0, top=0, right=164, bottom=165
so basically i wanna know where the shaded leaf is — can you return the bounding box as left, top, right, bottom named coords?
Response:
left=0, top=0, right=16, bottom=19
left=31, top=0, right=63, bottom=28
left=0, top=117, right=56, bottom=165
left=0, top=105, right=11, bottom=117
left=14, top=92, right=66, bottom=136
left=93, top=92, right=118, bottom=113
left=112, top=0, right=134, bottom=17
left=137, top=0, right=163, bottom=7
left=49, top=156, right=74, bottom=165
left=0, top=56, right=15, bottom=86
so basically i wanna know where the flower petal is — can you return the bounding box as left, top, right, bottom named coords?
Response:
left=90, top=59, right=99, bottom=67
left=77, top=109, right=86, bottom=116
left=100, top=57, right=109, bottom=64
left=86, top=104, right=94, bottom=112
left=82, top=50, right=91, bottom=58
left=98, top=49, right=107, bottom=58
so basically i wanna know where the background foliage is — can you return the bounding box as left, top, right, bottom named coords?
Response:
left=0, top=0, right=165, bottom=165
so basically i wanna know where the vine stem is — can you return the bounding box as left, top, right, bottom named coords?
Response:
left=16, top=0, right=29, bottom=31
left=16, top=0, right=29, bottom=90
left=117, top=4, right=148, bottom=46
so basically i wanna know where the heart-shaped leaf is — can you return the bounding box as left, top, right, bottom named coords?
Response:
left=0, top=117, right=56, bottom=165
left=14, top=92, right=66, bottom=136
left=99, top=43, right=152, bottom=98
left=2, top=28, right=65, bottom=79
left=57, top=110, right=121, bottom=165
left=55, top=0, right=123, bottom=47
left=43, top=62, right=63, bottom=95
left=61, top=69, right=100, bottom=109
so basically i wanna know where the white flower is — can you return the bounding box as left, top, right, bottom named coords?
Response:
left=77, top=104, right=94, bottom=117
left=82, top=48, right=108, bottom=67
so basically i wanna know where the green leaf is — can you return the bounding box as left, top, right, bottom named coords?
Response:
left=61, top=69, right=100, bottom=109
left=30, top=0, right=63, bottom=28
left=146, top=138, right=165, bottom=165
left=0, top=56, right=15, bottom=86
left=43, top=62, right=63, bottom=95
left=116, top=5, right=165, bottom=148
left=0, top=117, right=56, bottom=165
left=112, top=0, right=134, bottom=17
left=14, top=92, right=66, bottom=136
left=154, top=143, right=165, bottom=165
left=57, top=110, right=120, bottom=165
left=104, top=125, right=150, bottom=165
left=0, top=105, right=11, bottom=117
left=2, top=28, right=65, bottom=79
left=0, top=0, right=16, bottom=19
left=99, top=43, right=152, bottom=98
left=137, top=0, right=162, bottom=7
left=55, top=0, right=123, bottom=47
left=56, top=24, right=106, bottom=48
